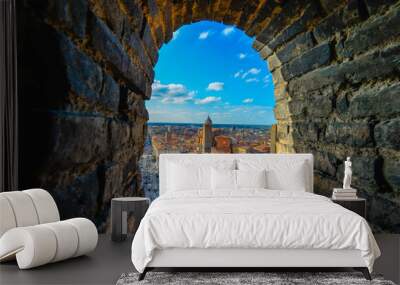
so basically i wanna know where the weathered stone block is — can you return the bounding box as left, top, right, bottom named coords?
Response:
left=383, top=158, right=400, bottom=192
left=162, top=1, right=174, bottom=42
left=375, top=118, right=400, bottom=151
left=368, top=192, right=400, bottom=232
left=58, top=32, right=120, bottom=112
left=103, top=160, right=137, bottom=203
left=48, top=0, right=88, bottom=38
left=281, top=42, right=331, bottom=80
left=124, top=30, right=154, bottom=80
left=292, top=122, right=322, bottom=142
left=274, top=101, right=290, bottom=120
left=271, top=68, right=285, bottom=86
left=119, top=0, right=144, bottom=32
left=315, top=151, right=338, bottom=176
left=52, top=167, right=101, bottom=220
left=352, top=156, right=378, bottom=183
left=287, top=99, right=306, bottom=117
left=364, top=0, right=398, bottom=16
left=109, top=119, right=133, bottom=161
left=259, top=45, right=273, bottom=60
left=223, top=0, right=245, bottom=26
left=314, top=172, right=340, bottom=196
left=237, top=0, right=260, bottom=29
left=337, top=8, right=400, bottom=58
left=142, top=23, right=159, bottom=64
left=268, top=2, right=321, bottom=51
left=289, top=44, right=400, bottom=93
left=97, top=0, right=125, bottom=38
left=90, top=14, right=147, bottom=95
left=325, top=121, right=373, bottom=147
left=341, top=0, right=366, bottom=26
left=313, top=10, right=345, bottom=42
left=349, top=83, right=400, bottom=119
left=276, top=122, right=293, bottom=144
left=131, top=95, right=149, bottom=120
left=246, top=1, right=281, bottom=36
left=256, top=0, right=304, bottom=45
left=191, top=0, right=208, bottom=23
left=252, top=40, right=265, bottom=51
left=336, top=93, right=349, bottom=115
left=49, top=114, right=109, bottom=166
left=267, top=53, right=281, bottom=71
left=276, top=32, right=315, bottom=64
left=319, top=0, right=347, bottom=14
left=308, top=95, right=333, bottom=118
left=274, top=82, right=288, bottom=102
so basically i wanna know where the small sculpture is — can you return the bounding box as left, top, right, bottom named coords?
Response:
left=343, top=157, right=352, bottom=189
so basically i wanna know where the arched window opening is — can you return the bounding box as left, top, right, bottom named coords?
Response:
left=140, top=21, right=276, bottom=200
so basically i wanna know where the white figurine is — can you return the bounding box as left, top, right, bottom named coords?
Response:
left=343, top=157, right=352, bottom=189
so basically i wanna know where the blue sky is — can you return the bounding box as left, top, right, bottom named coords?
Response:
left=147, top=21, right=276, bottom=125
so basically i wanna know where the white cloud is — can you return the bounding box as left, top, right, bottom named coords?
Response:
left=222, top=26, right=235, bottom=36
left=263, top=75, right=271, bottom=87
left=195, top=96, right=221, bottom=105
left=245, top=78, right=259, bottom=83
left=206, top=81, right=224, bottom=91
left=242, top=98, right=254, bottom=103
left=238, top=53, right=247, bottom=59
left=234, top=70, right=243, bottom=78
left=199, top=31, right=210, bottom=40
left=172, top=30, right=180, bottom=40
left=249, top=68, right=261, bottom=75
left=152, top=80, right=196, bottom=104
left=242, top=68, right=261, bottom=78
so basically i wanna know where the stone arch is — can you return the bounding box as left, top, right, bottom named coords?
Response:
left=18, top=0, right=400, bottom=232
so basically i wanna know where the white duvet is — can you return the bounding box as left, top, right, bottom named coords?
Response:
left=131, top=190, right=380, bottom=273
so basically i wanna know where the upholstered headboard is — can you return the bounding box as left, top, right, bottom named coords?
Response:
left=159, top=153, right=314, bottom=195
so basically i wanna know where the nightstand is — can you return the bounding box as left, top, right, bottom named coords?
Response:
left=331, top=197, right=366, bottom=218
left=111, top=197, right=150, bottom=242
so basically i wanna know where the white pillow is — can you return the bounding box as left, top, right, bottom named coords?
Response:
left=167, top=160, right=235, bottom=191
left=211, top=168, right=236, bottom=190
left=167, top=162, right=208, bottom=191
left=236, top=169, right=267, bottom=189
left=237, top=159, right=308, bottom=191
left=266, top=162, right=307, bottom=191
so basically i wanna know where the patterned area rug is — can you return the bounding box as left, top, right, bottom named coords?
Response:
left=117, top=272, right=395, bottom=285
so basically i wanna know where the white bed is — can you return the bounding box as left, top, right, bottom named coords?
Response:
left=131, top=154, right=380, bottom=280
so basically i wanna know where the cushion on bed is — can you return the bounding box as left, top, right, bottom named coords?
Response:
left=167, top=160, right=235, bottom=191
left=237, top=159, right=308, bottom=191
left=211, top=168, right=236, bottom=190
left=236, top=169, right=267, bottom=189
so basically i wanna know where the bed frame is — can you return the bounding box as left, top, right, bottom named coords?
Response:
left=139, top=154, right=371, bottom=280
left=140, top=248, right=370, bottom=280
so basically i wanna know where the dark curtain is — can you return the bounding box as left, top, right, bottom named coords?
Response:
left=0, top=0, right=18, bottom=192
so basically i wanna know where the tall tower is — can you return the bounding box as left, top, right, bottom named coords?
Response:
left=202, top=115, right=213, bottom=153
left=165, top=126, right=172, bottom=143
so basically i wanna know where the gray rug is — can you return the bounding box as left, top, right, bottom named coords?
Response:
left=117, top=272, right=395, bottom=285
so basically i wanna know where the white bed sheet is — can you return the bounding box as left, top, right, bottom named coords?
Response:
left=131, top=190, right=380, bottom=273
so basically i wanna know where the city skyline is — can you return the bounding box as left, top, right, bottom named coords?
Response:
left=147, top=21, right=276, bottom=125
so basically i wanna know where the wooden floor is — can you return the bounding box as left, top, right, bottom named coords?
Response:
left=0, top=234, right=398, bottom=285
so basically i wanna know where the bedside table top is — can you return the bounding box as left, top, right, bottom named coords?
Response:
left=112, top=197, right=149, bottom=202
left=331, top=197, right=366, bottom=202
